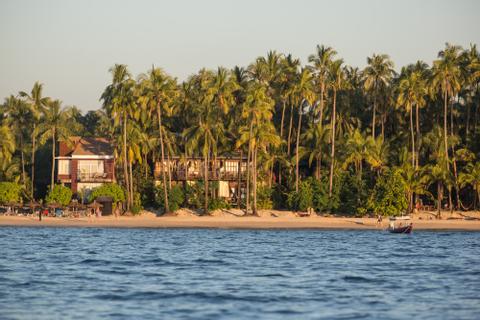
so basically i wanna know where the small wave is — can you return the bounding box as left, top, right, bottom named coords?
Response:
left=343, top=275, right=382, bottom=284
left=254, top=273, right=286, bottom=278
left=78, top=258, right=112, bottom=266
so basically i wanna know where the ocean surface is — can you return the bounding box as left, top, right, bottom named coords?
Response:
left=0, top=228, right=479, bottom=320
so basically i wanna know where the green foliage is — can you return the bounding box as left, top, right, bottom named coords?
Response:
left=45, top=184, right=72, bottom=206
left=287, top=180, right=314, bottom=211
left=88, top=183, right=125, bottom=203
left=338, top=172, right=369, bottom=216
left=155, top=184, right=185, bottom=213
left=0, top=182, right=22, bottom=204
left=184, top=182, right=204, bottom=209
left=208, top=198, right=230, bottom=211
left=256, top=186, right=273, bottom=210
left=271, top=183, right=288, bottom=210
left=367, top=168, right=408, bottom=216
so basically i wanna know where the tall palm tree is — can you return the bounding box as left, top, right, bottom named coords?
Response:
left=3, top=95, right=31, bottom=188
left=101, top=64, right=135, bottom=210
left=140, top=67, right=178, bottom=214
left=363, top=54, right=395, bottom=138
left=308, top=45, right=337, bottom=124
left=0, top=125, right=15, bottom=171
left=459, top=162, right=480, bottom=211
left=289, top=68, right=315, bottom=192
left=19, top=82, right=49, bottom=198
left=430, top=43, right=463, bottom=171
left=38, top=100, right=73, bottom=191
left=327, top=59, right=346, bottom=196
left=397, top=69, right=427, bottom=167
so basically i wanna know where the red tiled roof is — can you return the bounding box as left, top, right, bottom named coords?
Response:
left=59, top=137, right=114, bottom=157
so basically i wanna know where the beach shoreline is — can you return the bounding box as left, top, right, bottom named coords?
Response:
left=1, top=209, right=480, bottom=231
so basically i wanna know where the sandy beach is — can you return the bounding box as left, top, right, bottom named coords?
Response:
left=1, top=209, right=480, bottom=230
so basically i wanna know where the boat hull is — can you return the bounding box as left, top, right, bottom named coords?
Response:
left=388, top=224, right=413, bottom=234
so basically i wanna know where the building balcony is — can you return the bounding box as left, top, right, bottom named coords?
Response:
left=155, top=169, right=246, bottom=181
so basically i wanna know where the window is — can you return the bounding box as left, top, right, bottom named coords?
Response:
left=78, top=160, right=104, bottom=174
left=58, top=160, right=70, bottom=175
left=225, top=161, right=238, bottom=172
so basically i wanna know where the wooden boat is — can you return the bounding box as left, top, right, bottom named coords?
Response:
left=387, top=216, right=413, bottom=234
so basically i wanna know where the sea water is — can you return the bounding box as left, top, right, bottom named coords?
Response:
left=0, top=227, right=479, bottom=319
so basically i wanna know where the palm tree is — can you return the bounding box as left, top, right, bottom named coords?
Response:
left=19, top=82, right=49, bottom=198
left=3, top=95, right=31, bottom=188
left=289, top=68, right=315, bottom=192
left=343, top=129, right=368, bottom=175
left=140, top=67, right=178, bottom=214
left=426, top=159, right=452, bottom=217
left=301, top=122, right=330, bottom=179
left=327, top=59, right=346, bottom=196
left=459, top=162, right=480, bottom=211
left=236, top=83, right=275, bottom=214
left=38, top=100, right=73, bottom=191
left=0, top=125, right=15, bottom=172
left=397, top=69, right=427, bottom=167
left=308, top=45, right=337, bottom=124
left=363, top=54, right=395, bottom=138
left=430, top=43, right=463, bottom=170
left=101, top=64, right=135, bottom=210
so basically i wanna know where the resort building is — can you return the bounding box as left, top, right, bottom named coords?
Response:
left=56, top=137, right=115, bottom=195
left=154, top=155, right=248, bottom=202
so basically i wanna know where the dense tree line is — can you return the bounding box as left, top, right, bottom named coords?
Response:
left=1, top=43, right=479, bottom=216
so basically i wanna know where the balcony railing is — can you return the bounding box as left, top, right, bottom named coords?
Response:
left=155, top=169, right=246, bottom=181
left=77, top=171, right=113, bottom=182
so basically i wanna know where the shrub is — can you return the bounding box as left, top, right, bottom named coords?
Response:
left=367, top=168, right=408, bottom=216
left=287, top=180, right=313, bottom=211
left=338, top=172, right=369, bottom=216
left=155, top=184, right=185, bottom=213
left=208, top=198, right=230, bottom=211
left=256, top=186, right=273, bottom=210
left=88, top=183, right=125, bottom=203
left=45, top=184, right=72, bottom=206
left=0, top=182, right=22, bottom=204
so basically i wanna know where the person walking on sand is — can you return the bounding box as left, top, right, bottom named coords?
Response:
left=377, top=214, right=383, bottom=227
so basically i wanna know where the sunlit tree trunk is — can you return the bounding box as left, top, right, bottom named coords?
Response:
left=252, top=145, right=258, bottom=216
left=50, top=127, right=56, bottom=192
left=245, top=121, right=253, bottom=215
left=287, top=104, right=294, bottom=156
left=123, top=115, right=130, bottom=211
left=329, top=89, right=337, bottom=197
left=31, top=126, right=36, bottom=199
left=157, top=102, right=169, bottom=214
left=295, top=101, right=303, bottom=192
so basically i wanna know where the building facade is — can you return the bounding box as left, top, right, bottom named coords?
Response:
left=154, top=155, right=248, bottom=202
left=56, top=137, right=115, bottom=196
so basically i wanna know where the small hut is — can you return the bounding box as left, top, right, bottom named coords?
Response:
left=95, top=196, right=113, bottom=215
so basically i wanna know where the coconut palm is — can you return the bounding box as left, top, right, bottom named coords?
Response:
left=140, top=67, right=178, bottom=213
left=37, top=99, right=73, bottom=191
left=3, top=95, right=32, bottom=188
left=0, top=125, right=15, bottom=171
left=459, top=162, right=480, bottom=211
left=19, top=82, right=49, bottom=198
left=343, top=129, right=368, bottom=175
left=308, top=45, right=337, bottom=124
left=363, top=54, right=395, bottom=138
left=430, top=43, right=463, bottom=170
left=327, top=59, right=346, bottom=196
left=101, top=64, right=136, bottom=210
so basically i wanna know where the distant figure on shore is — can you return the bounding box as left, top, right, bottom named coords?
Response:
left=377, top=214, right=383, bottom=226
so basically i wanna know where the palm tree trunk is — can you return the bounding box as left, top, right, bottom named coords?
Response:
left=319, top=82, right=325, bottom=125
left=287, top=104, right=294, bottom=156
left=329, top=90, right=337, bottom=197
left=129, top=159, right=134, bottom=207
left=280, top=100, right=286, bottom=139
left=167, top=148, right=172, bottom=190
left=31, top=126, right=36, bottom=199
left=245, top=120, right=253, bottom=214
left=252, top=145, right=258, bottom=216
left=50, top=128, right=56, bottom=192
left=20, top=135, right=26, bottom=189
left=157, top=103, right=169, bottom=214
left=203, top=145, right=209, bottom=215
left=415, top=104, right=420, bottom=170
left=451, top=98, right=460, bottom=209
left=237, top=150, right=242, bottom=208
left=443, top=88, right=450, bottom=167
left=437, top=182, right=442, bottom=218
left=410, top=108, right=415, bottom=167
left=123, top=115, right=130, bottom=211
left=372, top=99, right=376, bottom=138
left=410, top=107, right=416, bottom=209
left=295, top=102, right=303, bottom=192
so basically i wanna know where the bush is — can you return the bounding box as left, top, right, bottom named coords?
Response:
left=271, top=183, right=288, bottom=209
left=155, top=184, right=185, bottom=213
left=287, top=180, right=314, bottom=211
left=88, top=183, right=125, bottom=203
left=45, top=184, right=72, bottom=206
left=256, top=186, right=273, bottom=210
left=0, top=182, right=22, bottom=204
left=208, top=198, right=230, bottom=211
left=338, top=172, right=369, bottom=216
left=367, top=168, right=408, bottom=216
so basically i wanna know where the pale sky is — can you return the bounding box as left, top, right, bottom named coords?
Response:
left=1, top=0, right=479, bottom=111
